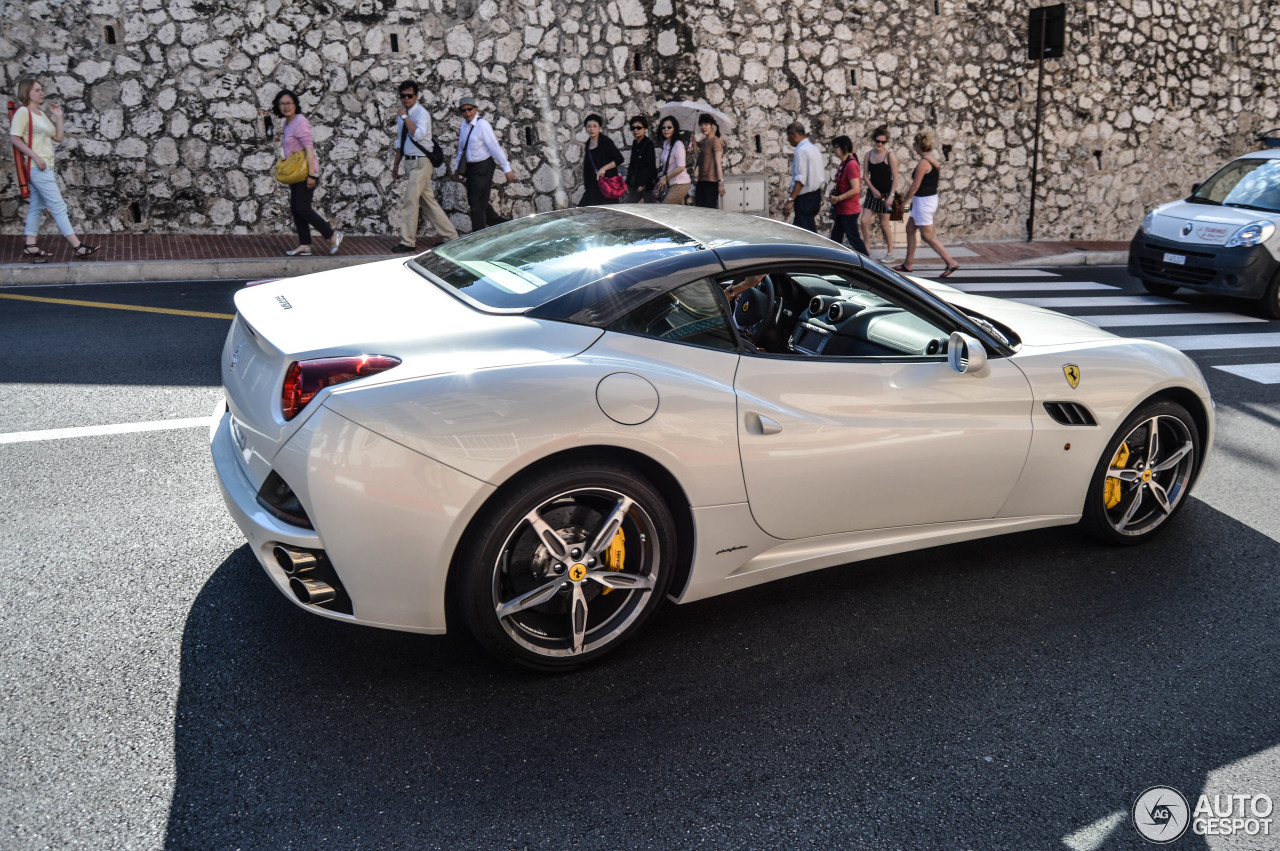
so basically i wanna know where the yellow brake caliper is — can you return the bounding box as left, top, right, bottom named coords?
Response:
left=1104, top=442, right=1130, bottom=509
left=600, top=527, right=626, bottom=595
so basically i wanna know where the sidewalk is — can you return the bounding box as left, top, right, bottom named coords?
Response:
left=0, top=232, right=1129, bottom=287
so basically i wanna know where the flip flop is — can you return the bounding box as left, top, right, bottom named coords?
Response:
left=892, top=263, right=914, bottom=273
left=939, top=265, right=960, bottom=278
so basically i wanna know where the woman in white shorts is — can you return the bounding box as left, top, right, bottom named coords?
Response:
left=895, top=132, right=959, bottom=278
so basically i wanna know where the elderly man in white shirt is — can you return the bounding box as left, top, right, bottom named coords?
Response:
left=392, top=80, right=458, bottom=252
left=452, top=95, right=516, bottom=233
left=783, top=121, right=825, bottom=233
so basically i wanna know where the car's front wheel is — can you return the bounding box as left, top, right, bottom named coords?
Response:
left=1140, top=278, right=1179, bottom=298
left=1257, top=271, right=1280, bottom=320
left=1080, top=400, right=1200, bottom=545
left=455, top=462, right=676, bottom=671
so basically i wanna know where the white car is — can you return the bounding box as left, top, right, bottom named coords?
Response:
left=1130, top=148, right=1280, bottom=316
left=212, top=206, right=1214, bottom=670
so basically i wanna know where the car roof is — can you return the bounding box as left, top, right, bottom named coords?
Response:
left=612, top=204, right=847, bottom=250
left=1235, top=149, right=1280, bottom=161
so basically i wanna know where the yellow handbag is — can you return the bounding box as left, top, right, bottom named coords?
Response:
left=275, top=150, right=308, bottom=185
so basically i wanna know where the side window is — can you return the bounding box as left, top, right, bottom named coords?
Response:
left=609, top=279, right=739, bottom=352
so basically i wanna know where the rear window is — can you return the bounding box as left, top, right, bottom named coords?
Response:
left=410, top=208, right=700, bottom=309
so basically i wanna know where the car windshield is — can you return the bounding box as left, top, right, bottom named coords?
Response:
left=409, top=208, right=700, bottom=309
left=1189, top=157, right=1280, bottom=213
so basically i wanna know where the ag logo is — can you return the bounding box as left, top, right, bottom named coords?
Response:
left=1063, top=364, right=1081, bottom=389
left=1133, top=786, right=1190, bottom=843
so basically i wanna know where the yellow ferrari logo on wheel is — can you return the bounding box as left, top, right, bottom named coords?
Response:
left=1063, top=364, right=1081, bottom=389
left=568, top=563, right=587, bottom=581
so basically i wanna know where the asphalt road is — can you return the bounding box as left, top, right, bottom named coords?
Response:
left=1, top=268, right=1278, bottom=850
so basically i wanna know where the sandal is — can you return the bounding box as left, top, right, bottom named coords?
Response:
left=73, top=244, right=99, bottom=259
left=892, top=263, right=914, bottom=273
left=22, top=245, right=52, bottom=264
left=285, top=246, right=313, bottom=256
left=939, top=265, right=960, bottom=278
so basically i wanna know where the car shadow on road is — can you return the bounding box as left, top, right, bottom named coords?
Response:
left=165, top=498, right=1280, bottom=849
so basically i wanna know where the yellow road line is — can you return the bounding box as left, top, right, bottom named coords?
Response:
left=0, top=292, right=234, bottom=320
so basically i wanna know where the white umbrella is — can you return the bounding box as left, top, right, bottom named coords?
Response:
left=656, top=100, right=735, bottom=133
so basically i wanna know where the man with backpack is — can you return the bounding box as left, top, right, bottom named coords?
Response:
left=392, top=80, right=458, bottom=251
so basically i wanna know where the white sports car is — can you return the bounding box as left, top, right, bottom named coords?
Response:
left=212, top=206, right=1214, bottom=670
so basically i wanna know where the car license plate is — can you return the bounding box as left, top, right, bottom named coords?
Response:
left=1163, top=252, right=1186, bottom=265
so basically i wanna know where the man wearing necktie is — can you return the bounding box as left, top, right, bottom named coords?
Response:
left=452, top=95, right=515, bottom=233
left=392, top=81, right=458, bottom=252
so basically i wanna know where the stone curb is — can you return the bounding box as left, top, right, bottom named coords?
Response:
left=1013, top=250, right=1130, bottom=267
left=0, top=248, right=1131, bottom=287
left=0, top=254, right=389, bottom=287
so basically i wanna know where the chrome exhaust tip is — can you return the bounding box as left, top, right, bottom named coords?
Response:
left=273, top=545, right=318, bottom=576
left=290, top=576, right=336, bottom=605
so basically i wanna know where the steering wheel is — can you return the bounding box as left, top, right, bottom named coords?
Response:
left=731, top=275, right=777, bottom=344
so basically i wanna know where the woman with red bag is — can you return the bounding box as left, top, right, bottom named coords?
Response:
left=9, top=78, right=97, bottom=263
left=578, top=113, right=624, bottom=207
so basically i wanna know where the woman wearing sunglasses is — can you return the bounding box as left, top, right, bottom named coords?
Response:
left=624, top=115, right=657, bottom=203
left=859, top=124, right=899, bottom=263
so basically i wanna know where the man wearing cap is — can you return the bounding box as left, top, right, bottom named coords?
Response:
left=453, top=95, right=515, bottom=233
left=392, top=80, right=458, bottom=252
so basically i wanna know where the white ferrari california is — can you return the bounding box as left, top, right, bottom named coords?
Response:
left=212, top=206, right=1214, bottom=670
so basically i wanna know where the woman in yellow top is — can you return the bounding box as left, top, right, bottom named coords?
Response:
left=9, top=78, right=97, bottom=262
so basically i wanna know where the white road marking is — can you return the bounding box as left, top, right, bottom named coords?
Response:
left=1076, top=311, right=1266, bottom=327
left=941, top=269, right=1061, bottom=278
left=1062, top=811, right=1127, bottom=851
left=1013, top=295, right=1180, bottom=308
left=1213, top=363, right=1280, bottom=383
left=0, top=417, right=211, bottom=445
left=1146, top=332, right=1280, bottom=351
left=952, top=281, right=1118, bottom=293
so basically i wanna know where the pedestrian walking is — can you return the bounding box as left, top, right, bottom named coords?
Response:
left=452, top=95, right=514, bottom=233
left=273, top=89, right=341, bottom=256
left=391, top=80, right=457, bottom=252
left=783, top=121, right=824, bottom=232
left=8, top=78, right=97, bottom=262
left=578, top=113, right=624, bottom=207
left=860, top=125, right=899, bottom=262
left=691, top=114, right=724, bottom=209
left=624, top=115, right=656, bottom=203
left=897, top=131, right=959, bottom=277
left=828, top=135, right=868, bottom=254
left=654, top=116, right=690, bottom=205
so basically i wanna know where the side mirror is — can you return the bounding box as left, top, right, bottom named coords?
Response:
left=1190, top=182, right=1202, bottom=194
left=948, top=331, right=988, bottom=374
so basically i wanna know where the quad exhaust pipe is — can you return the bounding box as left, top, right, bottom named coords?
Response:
left=274, top=545, right=336, bottom=605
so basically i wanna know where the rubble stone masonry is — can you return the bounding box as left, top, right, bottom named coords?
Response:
left=2, top=0, right=1276, bottom=240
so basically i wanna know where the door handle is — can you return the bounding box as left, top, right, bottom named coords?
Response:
left=745, top=412, right=783, bottom=435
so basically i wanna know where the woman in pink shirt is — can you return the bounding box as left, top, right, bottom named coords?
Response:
left=274, top=90, right=341, bottom=256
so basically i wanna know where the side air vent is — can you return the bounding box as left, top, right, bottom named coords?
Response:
left=1043, top=401, right=1098, bottom=426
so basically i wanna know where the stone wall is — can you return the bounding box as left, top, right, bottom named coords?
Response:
left=1, top=0, right=1276, bottom=241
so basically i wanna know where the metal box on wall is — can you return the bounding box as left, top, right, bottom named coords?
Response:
left=719, top=174, right=769, bottom=215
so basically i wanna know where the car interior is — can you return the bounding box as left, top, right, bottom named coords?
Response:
left=721, top=269, right=954, bottom=358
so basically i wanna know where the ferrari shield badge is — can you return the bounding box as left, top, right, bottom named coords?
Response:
left=1063, top=364, right=1081, bottom=389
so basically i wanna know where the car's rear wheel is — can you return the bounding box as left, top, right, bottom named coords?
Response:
left=455, top=463, right=676, bottom=671
left=1080, top=400, right=1200, bottom=545
left=1140, top=278, right=1179, bottom=298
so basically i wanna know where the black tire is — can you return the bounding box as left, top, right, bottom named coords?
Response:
left=1079, top=400, right=1200, bottom=545
left=454, top=462, right=676, bottom=671
left=1140, top=278, right=1179, bottom=298
left=1256, top=271, right=1280, bottom=320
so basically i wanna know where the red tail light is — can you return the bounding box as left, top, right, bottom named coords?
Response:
left=281, top=355, right=401, bottom=420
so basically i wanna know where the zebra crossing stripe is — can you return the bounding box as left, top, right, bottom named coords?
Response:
left=1213, top=363, right=1280, bottom=383
left=941, top=269, right=1061, bottom=278
left=1075, top=312, right=1266, bottom=327
left=952, top=281, right=1118, bottom=293
left=1145, top=332, right=1280, bottom=351
left=1013, top=295, right=1179, bottom=308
